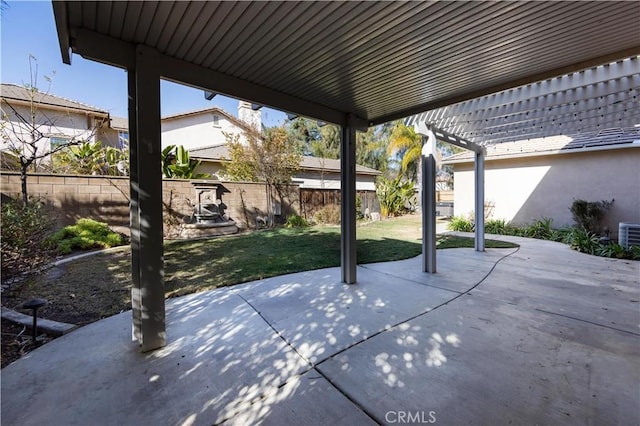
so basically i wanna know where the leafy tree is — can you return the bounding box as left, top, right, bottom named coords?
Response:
left=286, top=117, right=320, bottom=154
left=387, top=122, right=422, bottom=181
left=161, top=144, right=208, bottom=179
left=0, top=56, right=104, bottom=204
left=225, top=126, right=301, bottom=226
left=286, top=117, right=390, bottom=172
left=357, top=126, right=389, bottom=172
left=387, top=122, right=458, bottom=187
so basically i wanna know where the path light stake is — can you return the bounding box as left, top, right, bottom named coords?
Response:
left=22, top=298, right=48, bottom=344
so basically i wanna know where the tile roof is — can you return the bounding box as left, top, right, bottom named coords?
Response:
left=189, top=144, right=381, bottom=175
left=443, top=127, right=640, bottom=163
left=110, top=116, right=129, bottom=130
left=1, top=83, right=108, bottom=115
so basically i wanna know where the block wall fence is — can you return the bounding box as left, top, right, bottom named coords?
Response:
left=0, top=172, right=300, bottom=234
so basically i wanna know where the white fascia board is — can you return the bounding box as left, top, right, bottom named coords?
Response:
left=442, top=142, right=640, bottom=165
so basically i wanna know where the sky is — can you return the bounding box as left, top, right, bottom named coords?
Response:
left=0, top=1, right=287, bottom=125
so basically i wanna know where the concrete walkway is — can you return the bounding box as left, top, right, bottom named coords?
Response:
left=2, top=236, right=638, bottom=425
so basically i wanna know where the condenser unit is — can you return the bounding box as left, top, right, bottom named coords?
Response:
left=618, top=222, right=640, bottom=249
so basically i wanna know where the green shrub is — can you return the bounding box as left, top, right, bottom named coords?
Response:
left=375, top=176, right=415, bottom=217
left=448, top=215, right=474, bottom=232
left=596, top=242, right=628, bottom=259
left=549, top=227, right=572, bottom=242
left=563, top=228, right=600, bottom=254
left=1, top=198, right=55, bottom=278
left=522, top=217, right=555, bottom=240
left=485, top=219, right=509, bottom=234
left=628, top=245, right=640, bottom=261
left=49, top=218, right=127, bottom=254
left=570, top=199, right=613, bottom=234
left=355, top=195, right=364, bottom=220
left=284, top=214, right=309, bottom=228
left=314, top=204, right=341, bottom=225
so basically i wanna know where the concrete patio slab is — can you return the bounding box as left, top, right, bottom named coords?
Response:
left=318, top=294, right=639, bottom=425
left=232, top=265, right=462, bottom=364
left=2, top=237, right=638, bottom=426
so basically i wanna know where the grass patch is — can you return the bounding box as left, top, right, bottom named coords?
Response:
left=1, top=215, right=517, bottom=326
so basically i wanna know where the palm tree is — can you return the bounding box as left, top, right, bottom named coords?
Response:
left=387, top=122, right=422, bottom=181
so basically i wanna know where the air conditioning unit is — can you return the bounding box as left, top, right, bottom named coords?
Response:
left=618, top=222, right=640, bottom=249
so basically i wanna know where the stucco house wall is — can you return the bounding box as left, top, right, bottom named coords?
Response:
left=1, top=104, right=106, bottom=159
left=452, top=146, right=640, bottom=235
left=1, top=83, right=121, bottom=170
left=293, top=170, right=377, bottom=191
left=190, top=144, right=381, bottom=192
left=161, top=107, right=252, bottom=150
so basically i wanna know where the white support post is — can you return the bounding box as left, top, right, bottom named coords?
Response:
left=131, top=45, right=166, bottom=351
left=422, top=149, right=437, bottom=273
left=414, top=123, right=437, bottom=273
left=474, top=149, right=485, bottom=252
left=341, top=114, right=357, bottom=284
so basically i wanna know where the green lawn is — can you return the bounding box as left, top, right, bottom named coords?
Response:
left=4, top=216, right=517, bottom=325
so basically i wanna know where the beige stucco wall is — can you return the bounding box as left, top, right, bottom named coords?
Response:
left=161, top=113, right=246, bottom=150
left=452, top=147, right=640, bottom=235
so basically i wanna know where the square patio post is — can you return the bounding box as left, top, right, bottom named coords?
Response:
left=421, top=135, right=437, bottom=273
left=128, top=71, right=142, bottom=343
left=474, top=149, right=485, bottom=252
left=341, top=114, right=357, bottom=284
left=130, top=45, right=166, bottom=351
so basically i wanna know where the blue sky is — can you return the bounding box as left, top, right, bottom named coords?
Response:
left=1, top=1, right=286, bottom=125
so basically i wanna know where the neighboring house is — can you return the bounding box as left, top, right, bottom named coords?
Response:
left=0, top=83, right=118, bottom=167
left=443, top=128, right=640, bottom=236
left=189, top=144, right=381, bottom=191
left=161, top=102, right=260, bottom=150
left=150, top=100, right=382, bottom=190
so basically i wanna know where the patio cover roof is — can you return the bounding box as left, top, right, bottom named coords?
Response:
left=53, top=1, right=640, bottom=131
left=51, top=0, right=640, bottom=351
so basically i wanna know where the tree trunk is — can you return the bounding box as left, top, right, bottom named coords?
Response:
left=20, top=165, right=28, bottom=205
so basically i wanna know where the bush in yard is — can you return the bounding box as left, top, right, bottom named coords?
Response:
left=596, top=242, right=628, bottom=259
left=314, top=204, right=341, bottom=225
left=284, top=214, right=310, bottom=228
left=1, top=198, right=55, bottom=279
left=485, top=219, right=510, bottom=234
left=570, top=199, right=613, bottom=234
left=562, top=228, right=600, bottom=254
left=521, top=217, right=555, bottom=240
left=448, top=215, right=474, bottom=232
left=49, top=218, right=128, bottom=254
left=375, top=175, right=415, bottom=217
left=355, top=195, right=364, bottom=220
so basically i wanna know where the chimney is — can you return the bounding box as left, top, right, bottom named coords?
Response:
left=237, top=101, right=261, bottom=132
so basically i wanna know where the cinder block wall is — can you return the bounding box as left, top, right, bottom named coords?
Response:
left=1, top=172, right=300, bottom=231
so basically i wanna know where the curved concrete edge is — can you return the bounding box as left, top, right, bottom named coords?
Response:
left=1, top=307, right=78, bottom=337
left=50, top=245, right=130, bottom=267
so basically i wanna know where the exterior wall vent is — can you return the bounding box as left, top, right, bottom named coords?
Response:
left=618, top=222, right=640, bottom=249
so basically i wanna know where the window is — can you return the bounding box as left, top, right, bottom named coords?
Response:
left=212, top=114, right=220, bottom=127
left=118, top=131, right=129, bottom=149
left=50, top=136, right=70, bottom=149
